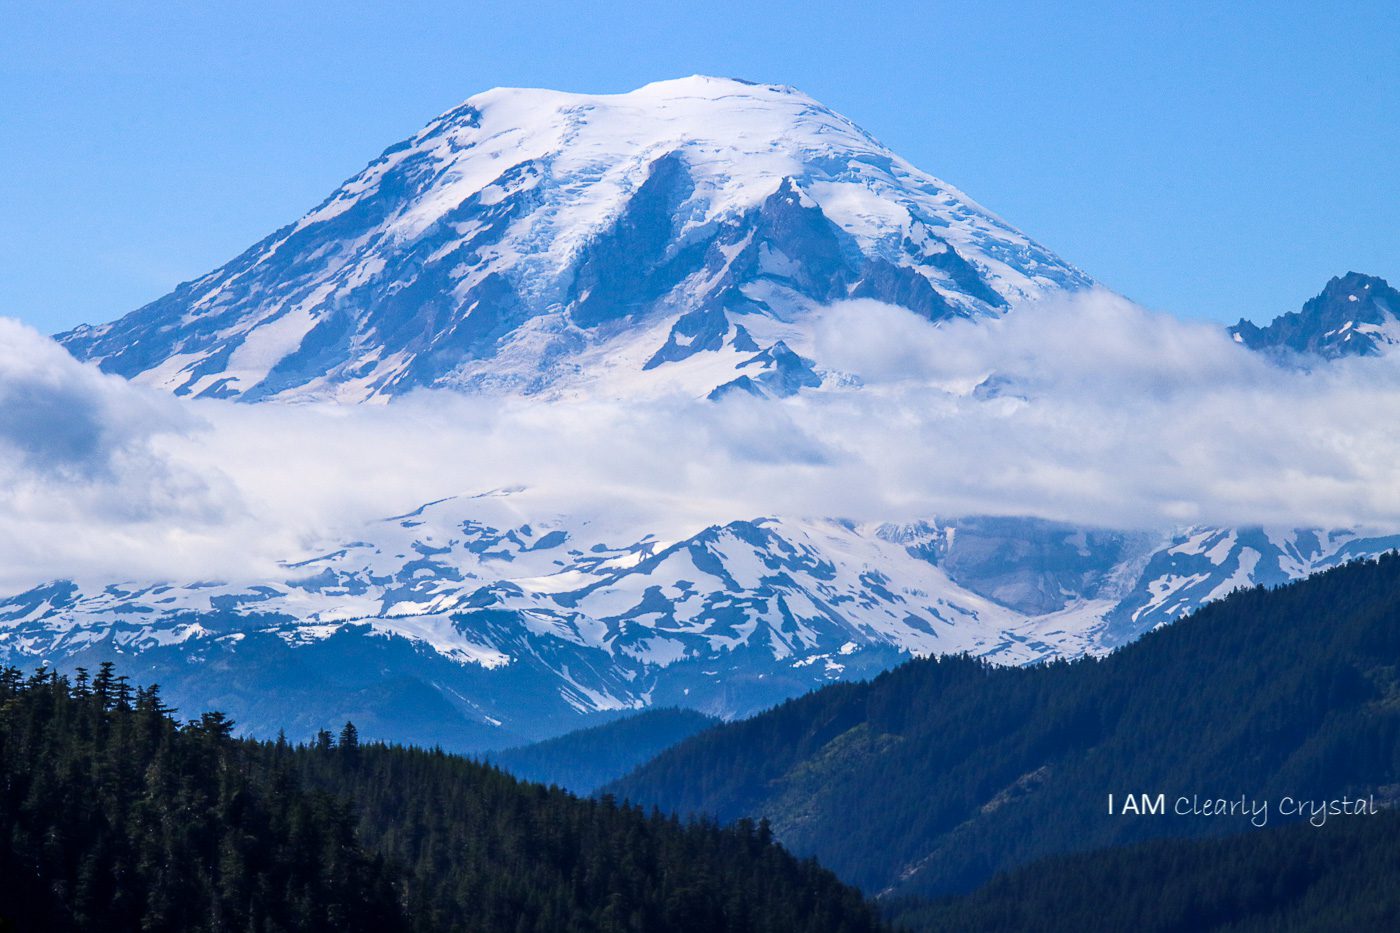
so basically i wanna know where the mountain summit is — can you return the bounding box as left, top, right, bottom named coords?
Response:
left=1231, top=272, right=1400, bottom=359
left=59, top=76, right=1090, bottom=402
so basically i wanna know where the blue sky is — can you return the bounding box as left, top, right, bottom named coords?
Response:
left=1, top=0, right=1396, bottom=333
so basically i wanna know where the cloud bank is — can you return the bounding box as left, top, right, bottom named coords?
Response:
left=4, top=291, right=1400, bottom=590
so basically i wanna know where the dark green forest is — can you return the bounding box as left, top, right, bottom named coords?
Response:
left=0, top=664, right=404, bottom=933
left=896, top=809, right=1400, bottom=932
left=609, top=552, right=1400, bottom=899
left=486, top=707, right=717, bottom=794
left=0, top=664, right=885, bottom=933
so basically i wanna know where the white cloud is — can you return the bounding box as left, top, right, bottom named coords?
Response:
left=5, top=291, right=1400, bottom=592
left=0, top=320, right=246, bottom=587
left=810, top=291, right=1400, bottom=528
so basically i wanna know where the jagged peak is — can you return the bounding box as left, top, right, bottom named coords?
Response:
left=1317, top=270, right=1392, bottom=298
left=1231, top=271, right=1400, bottom=359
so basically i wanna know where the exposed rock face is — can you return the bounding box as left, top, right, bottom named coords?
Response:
left=1231, top=272, right=1400, bottom=359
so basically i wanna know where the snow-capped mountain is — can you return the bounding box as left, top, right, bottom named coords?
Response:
left=1231, top=272, right=1400, bottom=359
left=4, top=489, right=1397, bottom=748
left=21, top=79, right=1400, bottom=749
left=58, top=76, right=1089, bottom=402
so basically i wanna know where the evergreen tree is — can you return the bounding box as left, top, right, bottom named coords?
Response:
left=339, top=721, right=360, bottom=758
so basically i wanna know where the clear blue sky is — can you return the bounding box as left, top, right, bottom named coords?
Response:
left=2, top=1, right=1396, bottom=333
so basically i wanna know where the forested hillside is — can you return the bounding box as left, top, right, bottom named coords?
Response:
left=0, top=665, right=404, bottom=933
left=488, top=708, right=718, bottom=793
left=609, top=553, right=1400, bottom=898
left=896, top=810, right=1400, bottom=932
left=282, top=735, right=883, bottom=933
left=0, top=664, right=886, bottom=933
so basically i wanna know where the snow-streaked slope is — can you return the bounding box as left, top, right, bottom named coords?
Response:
left=59, top=76, right=1090, bottom=402
left=5, top=489, right=1397, bottom=747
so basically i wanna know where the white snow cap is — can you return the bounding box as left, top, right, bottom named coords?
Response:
left=62, top=74, right=1089, bottom=403
left=319, top=73, right=1063, bottom=288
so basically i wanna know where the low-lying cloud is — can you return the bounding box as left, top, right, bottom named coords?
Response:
left=5, top=290, right=1400, bottom=591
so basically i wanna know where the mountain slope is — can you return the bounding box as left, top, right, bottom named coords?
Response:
left=289, top=739, right=889, bottom=933
left=58, top=76, right=1089, bottom=402
left=488, top=707, right=718, bottom=794
left=5, top=493, right=1398, bottom=748
left=607, top=552, right=1400, bottom=899
left=893, top=812, right=1400, bottom=933
left=1230, top=272, right=1400, bottom=358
